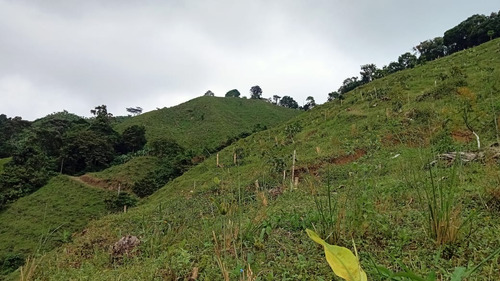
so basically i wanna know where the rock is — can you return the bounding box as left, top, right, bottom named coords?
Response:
left=111, top=235, right=140, bottom=260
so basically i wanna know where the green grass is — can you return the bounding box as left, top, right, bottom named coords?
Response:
left=87, top=156, right=160, bottom=189
left=0, top=157, right=10, bottom=174
left=17, top=39, right=500, bottom=280
left=0, top=95, right=299, bottom=279
left=0, top=175, right=114, bottom=277
left=114, top=96, right=300, bottom=154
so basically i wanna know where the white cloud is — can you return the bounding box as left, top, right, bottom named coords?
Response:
left=0, top=0, right=498, bottom=120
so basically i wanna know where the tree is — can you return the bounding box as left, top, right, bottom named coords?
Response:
left=338, top=77, right=362, bottom=94
left=126, top=107, right=143, bottom=116
left=61, top=130, right=116, bottom=174
left=398, top=52, right=417, bottom=69
left=328, top=91, right=344, bottom=102
left=360, top=64, right=378, bottom=83
left=90, top=105, right=112, bottom=118
left=148, top=138, right=185, bottom=158
left=279, top=96, right=299, bottom=109
left=272, top=95, right=281, bottom=105
left=443, top=14, right=489, bottom=53
left=204, top=90, right=215, bottom=96
left=303, top=96, right=316, bottom=111
left=414, top=37, right=447, bottom=62
left=385, top=61, right=404, bottom=74
left=488, top=30, right=495, bottom=40
left=119, top=125, right=146, bottom=154
left=225, top=89, right=241, bottom=98
left=250, top=85, right=263, bottom=99
left=0, top=115, right=31, bottom=158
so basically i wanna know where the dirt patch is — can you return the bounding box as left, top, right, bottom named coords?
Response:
left=382, top=134, right=400, bottom=146
left=329, top=149, right=366, bottom=165
left=452, top=130, right=473, bottom=143
left=294, top=149, right=366, bottom=180
left=383, top=128, right=430, bottom=148
left=77, top=175, right=125, bottom=191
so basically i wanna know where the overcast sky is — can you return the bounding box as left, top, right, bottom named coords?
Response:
left=1, top=0, right=498, bottom=120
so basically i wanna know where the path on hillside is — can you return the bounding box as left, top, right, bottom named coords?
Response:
left=68, top=175, right=123, bottom=191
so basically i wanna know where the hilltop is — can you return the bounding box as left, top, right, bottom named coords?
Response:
left=21, top=39, right=500, bottom=280
left=114, top=96, right=300, bottom=155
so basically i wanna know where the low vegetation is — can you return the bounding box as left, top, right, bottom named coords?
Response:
left=0, top=176, right=114, bottom=276
left=114, top=96, right=299, bottom=156
left=9, top=38, right=499, bottom=280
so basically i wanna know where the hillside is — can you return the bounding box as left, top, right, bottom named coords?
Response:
left=0, top=94, right=300, bottom=279
left=114, top=96, right=300, bottom=154
left=0, top=176, right=114, bottom=276
left=85, top=156, right=160, bottom=189
left=14, top=40, right=500, bottom=280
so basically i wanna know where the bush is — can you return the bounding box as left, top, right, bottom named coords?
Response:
left=132, top=176, right=160, bottom=198
left=105, top=192, right=138, bottom=212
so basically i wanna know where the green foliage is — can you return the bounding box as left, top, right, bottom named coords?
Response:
left=148, top=137, right=184, bottom=158
left=279, top=95, right=299, bottom=109
left=113, top=96, right=299, bottom=156
left=306, top=229, right=367, bottom=281
left=284, top=122, right=302, bottom=142
left=0, top=157, right=10, bottom=174
left=0, top=176, right=112, bottom=275
left=250, top=85, right=263, bottom=99
left=410, top=164, right=472, bottom=246
left=104, top=192, right=138, bottom=212
left=430, top=129, right=455, bottom=153
left=312, top=176, right=343, bottom=245
left=61, top=130, right=116, bottom=174
left=0, top=253, right=24, bottom=276
left=225, top=89, right=241, bottom=98
left=132, top=147, right=186, bottom=197
left=118, top=125, right=147, bottom=154
left=0, top=114, right=31, bottom=158
left=8, top=39, right=500, bottom=280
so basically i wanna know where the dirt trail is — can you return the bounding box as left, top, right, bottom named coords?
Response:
left=295, top=149, right=367, bottom=180
left=69, top=175, right=124, bottom=191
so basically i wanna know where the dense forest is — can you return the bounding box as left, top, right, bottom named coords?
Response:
left=329, top=11, right=500, bottom=100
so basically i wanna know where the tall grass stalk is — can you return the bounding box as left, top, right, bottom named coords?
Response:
left=417, top=162, right=471, bottom=245
left=19, top=256, right=38, bottom=281
left=312, top=169, right=344, bottom=244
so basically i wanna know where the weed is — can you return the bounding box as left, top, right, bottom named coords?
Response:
left=310, top=171, right=345, bottom=244
left=19, top=256, right=39, bottom=281
left=414, top=163, right=472, bottom=245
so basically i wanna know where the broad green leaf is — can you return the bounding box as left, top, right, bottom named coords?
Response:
left=450, top=267, right=467, bottom=281
left=306, top=229, right=367, bottom=281
left=213, top=177, right=221, bottom=185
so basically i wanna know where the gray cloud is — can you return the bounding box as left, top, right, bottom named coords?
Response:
left=1, top=0, right=498, bottom=120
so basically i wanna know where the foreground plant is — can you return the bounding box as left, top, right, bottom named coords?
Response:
left=306, top=229, right=367, bottom=281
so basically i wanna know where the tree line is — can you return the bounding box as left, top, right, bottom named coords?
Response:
left=0, top=106, right=148, bottom=208
left=204, top=85, right=316, bottom=111
left=328, top=10, right=500, bottom=101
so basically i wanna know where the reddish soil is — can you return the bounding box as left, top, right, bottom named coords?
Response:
left=294, top=149, right=366, bottom=180
left=75, top=175, right=126, bottom=191
left=329, top=149, right=366, bottom=165
left=452, top=130, right=474, bottom=143
left=382, top=134, right=400, bottom=146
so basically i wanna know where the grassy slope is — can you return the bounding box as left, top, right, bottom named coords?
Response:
left=92, top=96, right=299, bottom=188
left=30, top=39, right=500, bottom=280
left=0, top=92, right=299, bottom=279
left=114, top=96, right=300, bottom=154
left=86, top=156, right=160, bottom=189
left=0, top=176, right=113, bottom=277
